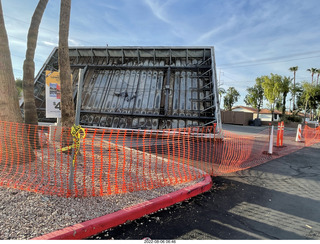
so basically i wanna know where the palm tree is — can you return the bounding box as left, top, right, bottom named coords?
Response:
left=59, top=0, right=75, bottom=146
left=307, top=68, right=317, bottom=84
left=23, top=0, right=48, bottom=149
left=289, top=66, right=298, bottom=110
left=316, top=68, right=320, bottom=86
left=280, top=76, right=292, bottom=116
left=0, top=0, right=34, bottom=161
left=0, top=2, right=22, bottom=123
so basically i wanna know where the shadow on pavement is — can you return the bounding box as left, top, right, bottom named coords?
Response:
left=89, top=144, right=320, bottom=240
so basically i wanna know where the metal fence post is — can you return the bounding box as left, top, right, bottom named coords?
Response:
left=69, top=67, right=87, bottom=193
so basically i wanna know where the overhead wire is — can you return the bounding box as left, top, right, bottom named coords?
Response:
left=219, top=55, right=320, bottom=69
left=5, top=14, right=319, bottom=81
left=219, top=50, right=320, bottom=67
left=4, top=14, right=97, bottom=46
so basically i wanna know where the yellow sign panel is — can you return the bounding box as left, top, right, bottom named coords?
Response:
left=45, top=70, right=60, bottom=86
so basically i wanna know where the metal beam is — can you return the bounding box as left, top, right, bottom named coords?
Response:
left=70, top=64, right=211, bottom=70
left=80, top=110, right=215, bottom=121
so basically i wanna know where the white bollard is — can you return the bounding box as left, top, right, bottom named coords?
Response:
left=268, top=125, right=274, bottom=154
left=295, top=124, right=302, bottom=142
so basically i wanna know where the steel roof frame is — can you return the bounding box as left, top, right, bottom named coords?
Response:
left=25, top=46, right=221, bottom=131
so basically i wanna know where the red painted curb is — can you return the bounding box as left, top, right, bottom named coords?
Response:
left=32, top=174, right=212, bottom=240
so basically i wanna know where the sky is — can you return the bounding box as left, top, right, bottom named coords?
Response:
left=2, top=0, right=320, bottom=107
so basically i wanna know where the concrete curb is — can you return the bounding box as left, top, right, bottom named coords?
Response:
left=32, top=174, right=212, bottom=240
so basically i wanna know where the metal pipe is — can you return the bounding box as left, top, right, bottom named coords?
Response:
left=80, top=110, right=214, bottom=120
left=164, top=66, right=171, bottom=116
left=70, top=64, right=211, bottom=70
left=69, top=67, right=86, bottom=193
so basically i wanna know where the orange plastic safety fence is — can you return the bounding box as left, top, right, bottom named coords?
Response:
left=0, top=121, right=212, bottom=197
left=0, top=121, right=319, bottom=197
left=303, top=124, right=320, bottom=146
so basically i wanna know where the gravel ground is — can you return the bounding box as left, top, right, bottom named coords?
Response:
left=0, top=128, right=207, bottom=240
left=0, top=177, right=202, bottom=240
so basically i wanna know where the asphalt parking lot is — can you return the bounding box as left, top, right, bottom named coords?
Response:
left=89, top=124, right=320, bottom=240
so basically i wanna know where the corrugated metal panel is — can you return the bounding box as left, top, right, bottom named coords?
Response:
left=28, top=46, right=220, bottom=129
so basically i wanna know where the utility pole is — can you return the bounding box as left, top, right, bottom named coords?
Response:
left=218, top=69, right=224, bottom=87
left=218, top=69, right=224, bottom=108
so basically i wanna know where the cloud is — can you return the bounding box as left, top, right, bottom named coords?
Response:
left=142, top=0, right=191, bottom=42
left=8, top=38, right=26, bottom=47
left=143, top=0, right=173, bottom=25
left=95, top=2, right=119, bottom=10
left=3, top=0, right=320, bottom=108
left=68, top=38, right=80, bottom=46
left=42, top=40, right=57, bottom=47
left=195, top=16, right=239, bottom=45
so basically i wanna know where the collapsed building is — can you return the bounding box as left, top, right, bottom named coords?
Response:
left=29, top=46, right=221, bottom=131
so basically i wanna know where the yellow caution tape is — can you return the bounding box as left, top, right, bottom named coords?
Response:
left=57, top=124, right=86, bottom=166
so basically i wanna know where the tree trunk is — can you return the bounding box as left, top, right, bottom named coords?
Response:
left=23, top=0, right=48, bottom=149
left=304, top=100, right=308, bottom=123
left=293, top=71, right=296, bottom=111
left=282, top=94, right=287, bottom=117
left=257, top=102, right=261, bottom=119
left=0, top=1, right=34, bottom=162
left=59, top=0, right=74, bottom=146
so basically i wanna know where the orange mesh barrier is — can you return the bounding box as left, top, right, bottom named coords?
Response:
left=0, top=121, right=318, bottom=197
left=0, top=121, right=209, bottom=197
left=303, top=124, right=320, bottom=146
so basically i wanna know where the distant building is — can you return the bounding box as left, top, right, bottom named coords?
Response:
left=232, top=106, right=281, bottom=122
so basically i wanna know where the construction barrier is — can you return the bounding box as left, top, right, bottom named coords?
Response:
left=276, top=121, right=284, bottom=147
left=0, top=121, right=215, bottom=197
left=296, top=124, right=302, bottom=142
left=0, top=120, right=319, bottom=197
left=303, top=124, right=320, bottom=146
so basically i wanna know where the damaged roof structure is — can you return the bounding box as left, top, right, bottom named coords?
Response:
left=29, top=46, right=221, bottom=130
